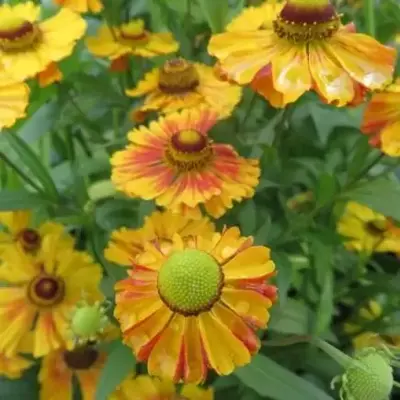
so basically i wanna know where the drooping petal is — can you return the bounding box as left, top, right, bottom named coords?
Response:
left=33, top=311, right=65, bottom=357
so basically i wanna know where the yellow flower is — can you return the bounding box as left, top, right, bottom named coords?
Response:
left=53, top=0, right=103, bottom=13
left=0, top=2, right=86, bottom=84
left=86, top=19, right=179, bottom=70
left=115, top=227, right=277, bottom=383
left=126, top=58, right=242, bottom=121
left=0, top=211, right=74, bottom=255
left=0, top=352, right=32, bottom=379
left=0, top=234, right=103, bottom=357
left=110, top=375, right=214, bottom=400
left=0, top=82, right=29, bottom=129
left=337, top=202, right=400, bottom=254
left=361, top=78, right=400, bottom=157
left=111, top=107, right=260, bottom=219
left=105, top=210, right=215, bottom=267
left=208, top=0, right=396, bottom=108
left=344, top=301, right=400, bottom=350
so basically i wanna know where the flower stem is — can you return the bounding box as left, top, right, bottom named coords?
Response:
left=313, top=338, right=353, bottom=370
left=364, top=0, right=376, bottom=37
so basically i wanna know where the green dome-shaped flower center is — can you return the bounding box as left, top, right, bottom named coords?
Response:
left=343, top=351, right=393, bottom=400
left=157, top=249, right=223, bottom=315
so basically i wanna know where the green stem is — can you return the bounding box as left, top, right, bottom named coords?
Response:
left=0, top=152, right=44, bottom=194
left=345, top=152, right=384, bottom=189
left=313, top=338, right=353, bottom=370
left=364, top=0, right=376, bottom=37
left=237, top=92, right=257, bottom=133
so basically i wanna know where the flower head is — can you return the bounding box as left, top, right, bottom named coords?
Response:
left=208, top=0, right=396, bottom=108
left=337, top=202, right=400, bottom=254
left=86, top=19, right=179, bottom=71
left=111, top=375, right=213, bottom=400
left=111, top=107, right=260, bottom=219
left=0, top=353, right=32, bottom=379
left=0, top=234, right=103, bottom=357
left=0, top=2, right=86, bottom=83
left=105, top=210, right=215, bottom=267
left=0, top=211, right=73, bottom=255
left=0, top=82, right=29, bottom=129
left=53, top=0, right=103, bottom=13
left=115, top=227, right=277, bottom=383
left=361, top=78, right=400, bottom=157
left=126, top=57, right=242, bottom=121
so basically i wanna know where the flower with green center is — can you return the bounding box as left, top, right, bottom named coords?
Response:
left=114, top=227, right=277, bottom=383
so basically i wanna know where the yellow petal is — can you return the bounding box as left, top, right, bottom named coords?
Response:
left=380, top=121, right=400, bottom=157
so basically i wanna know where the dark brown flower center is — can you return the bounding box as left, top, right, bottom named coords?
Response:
left=165, top=130, right=213, bottom=172
left=159, top=58, right=200, bottom=94
left=273, top=0, right=340, bottom=43
left=63, top=346, right=99, bottom=370
left=17, top=228, right=41, bottom=252
left=27, top=272, right=65, bottom=307
left=0, top=17, right=40, bottom=51
left=119, top=20, right=149, bottom=44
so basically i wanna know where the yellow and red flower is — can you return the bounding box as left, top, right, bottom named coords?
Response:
left=126, top=58, right=242, bottom=121
left=111, top=107, right=260, bottom=219
left=0, top=353, right=32, bottom=379
left=0, top=234, right=102, bottom=357
left=53, top=0, right=103, bottom=13
left=105, top=210, right=215, bottom=267
left=337, top=202, right=400, bottom=254
left=86, top=19, right=178, bottom=71
left=115, top=227, right=277, bottom=383
left=0, top=82, right=29, bottom=128
left=208, top=0, right=396, bottom=108
left=0, top=211, right=73, bottom=255
left=0, top=2, right=86, bottom=84
left=361, top=78, right=400, bottom=157
left=111, top=375, right=213, bottom=400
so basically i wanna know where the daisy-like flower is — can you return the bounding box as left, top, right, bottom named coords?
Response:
left=111, top=107, right=260, bottom=219
left=105, top=210, right=215, bottom=267
left=111, top=375, right=213, bottom=400
left=208, top=0, right=396, bottom=108
left=115, top=227, right=277, bottom=383
left=0, top=234, right=102, bottom=357
left=0, top=353, right=32, bottom=379
left=344, top=301, right=400, bottom=350
left=0, top=82, right=29, bottom=129
left=0, top=211, right=73, bottom=255
left=337, top=202, right=400, bottom=254
left=361, top=78, right=400, bottom=157
left=0, top=2, right=86, bottom=84
left=86, top=19, right=179, bottom=72
left=126, top=58, right=242, bottom=121
left=53, top=0, right=103, bottom=14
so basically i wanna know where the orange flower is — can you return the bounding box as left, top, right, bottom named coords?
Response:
left=115, top=227, right=277, bottom=383
left=0, top=352, right=32, bottom=379
left=111, top=107, right=260, bottom=219
left=0, top=82, right=29, bottom=129
left=361, top=78, right=400, bottom=157
left=208, top=0, right=396, bottom=108
left=53, top=0, right=103, bottom=13
left=0, top=234, right=102, bottom=357
left=105, top=210, right=215, bottom=267
left=126, top=58, right=242, bottom=121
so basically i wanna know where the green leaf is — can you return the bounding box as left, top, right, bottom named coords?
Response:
left=95, top=199, right=139, bottom=231
left=198, top=0, right=229, bottom=32
left=0, top=366, right=39, bottom=400
left=235, top=354, right=334, bottom=400
left=315, top=173, right=337, bottom=208
left=238, top=200, right=257, bottom=236
left=271, top=252, right=293, bottom=308
left=347, top=135, right=373, bottom=181
left=343, top=177, right=400, bottom=220
left=5, top=132, right=59, bottom=201
left=314, top=267, right=334, bottom=335
left=0, top=190, right=51, bottom=211
left=95, top=341, right=136, bottom=400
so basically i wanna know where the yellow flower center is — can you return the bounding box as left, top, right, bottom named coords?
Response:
left=365, top=219, right=388, bottom=236
left=0, top=16, right=40, bottom=51
left=27, top=272, right=65, bottom=307
left=165, top=129, right=214, bottom=172
left=158, top=58, right=200, bottom=94
left=119, top=19, right=148, bottom=44
left=63, top=346, right=99, bottom=370
left=157, top=249, right=224, bottom=315
left=273, top=0, right=340, bottom=43
left=16, top=228, right=41, bottom=252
